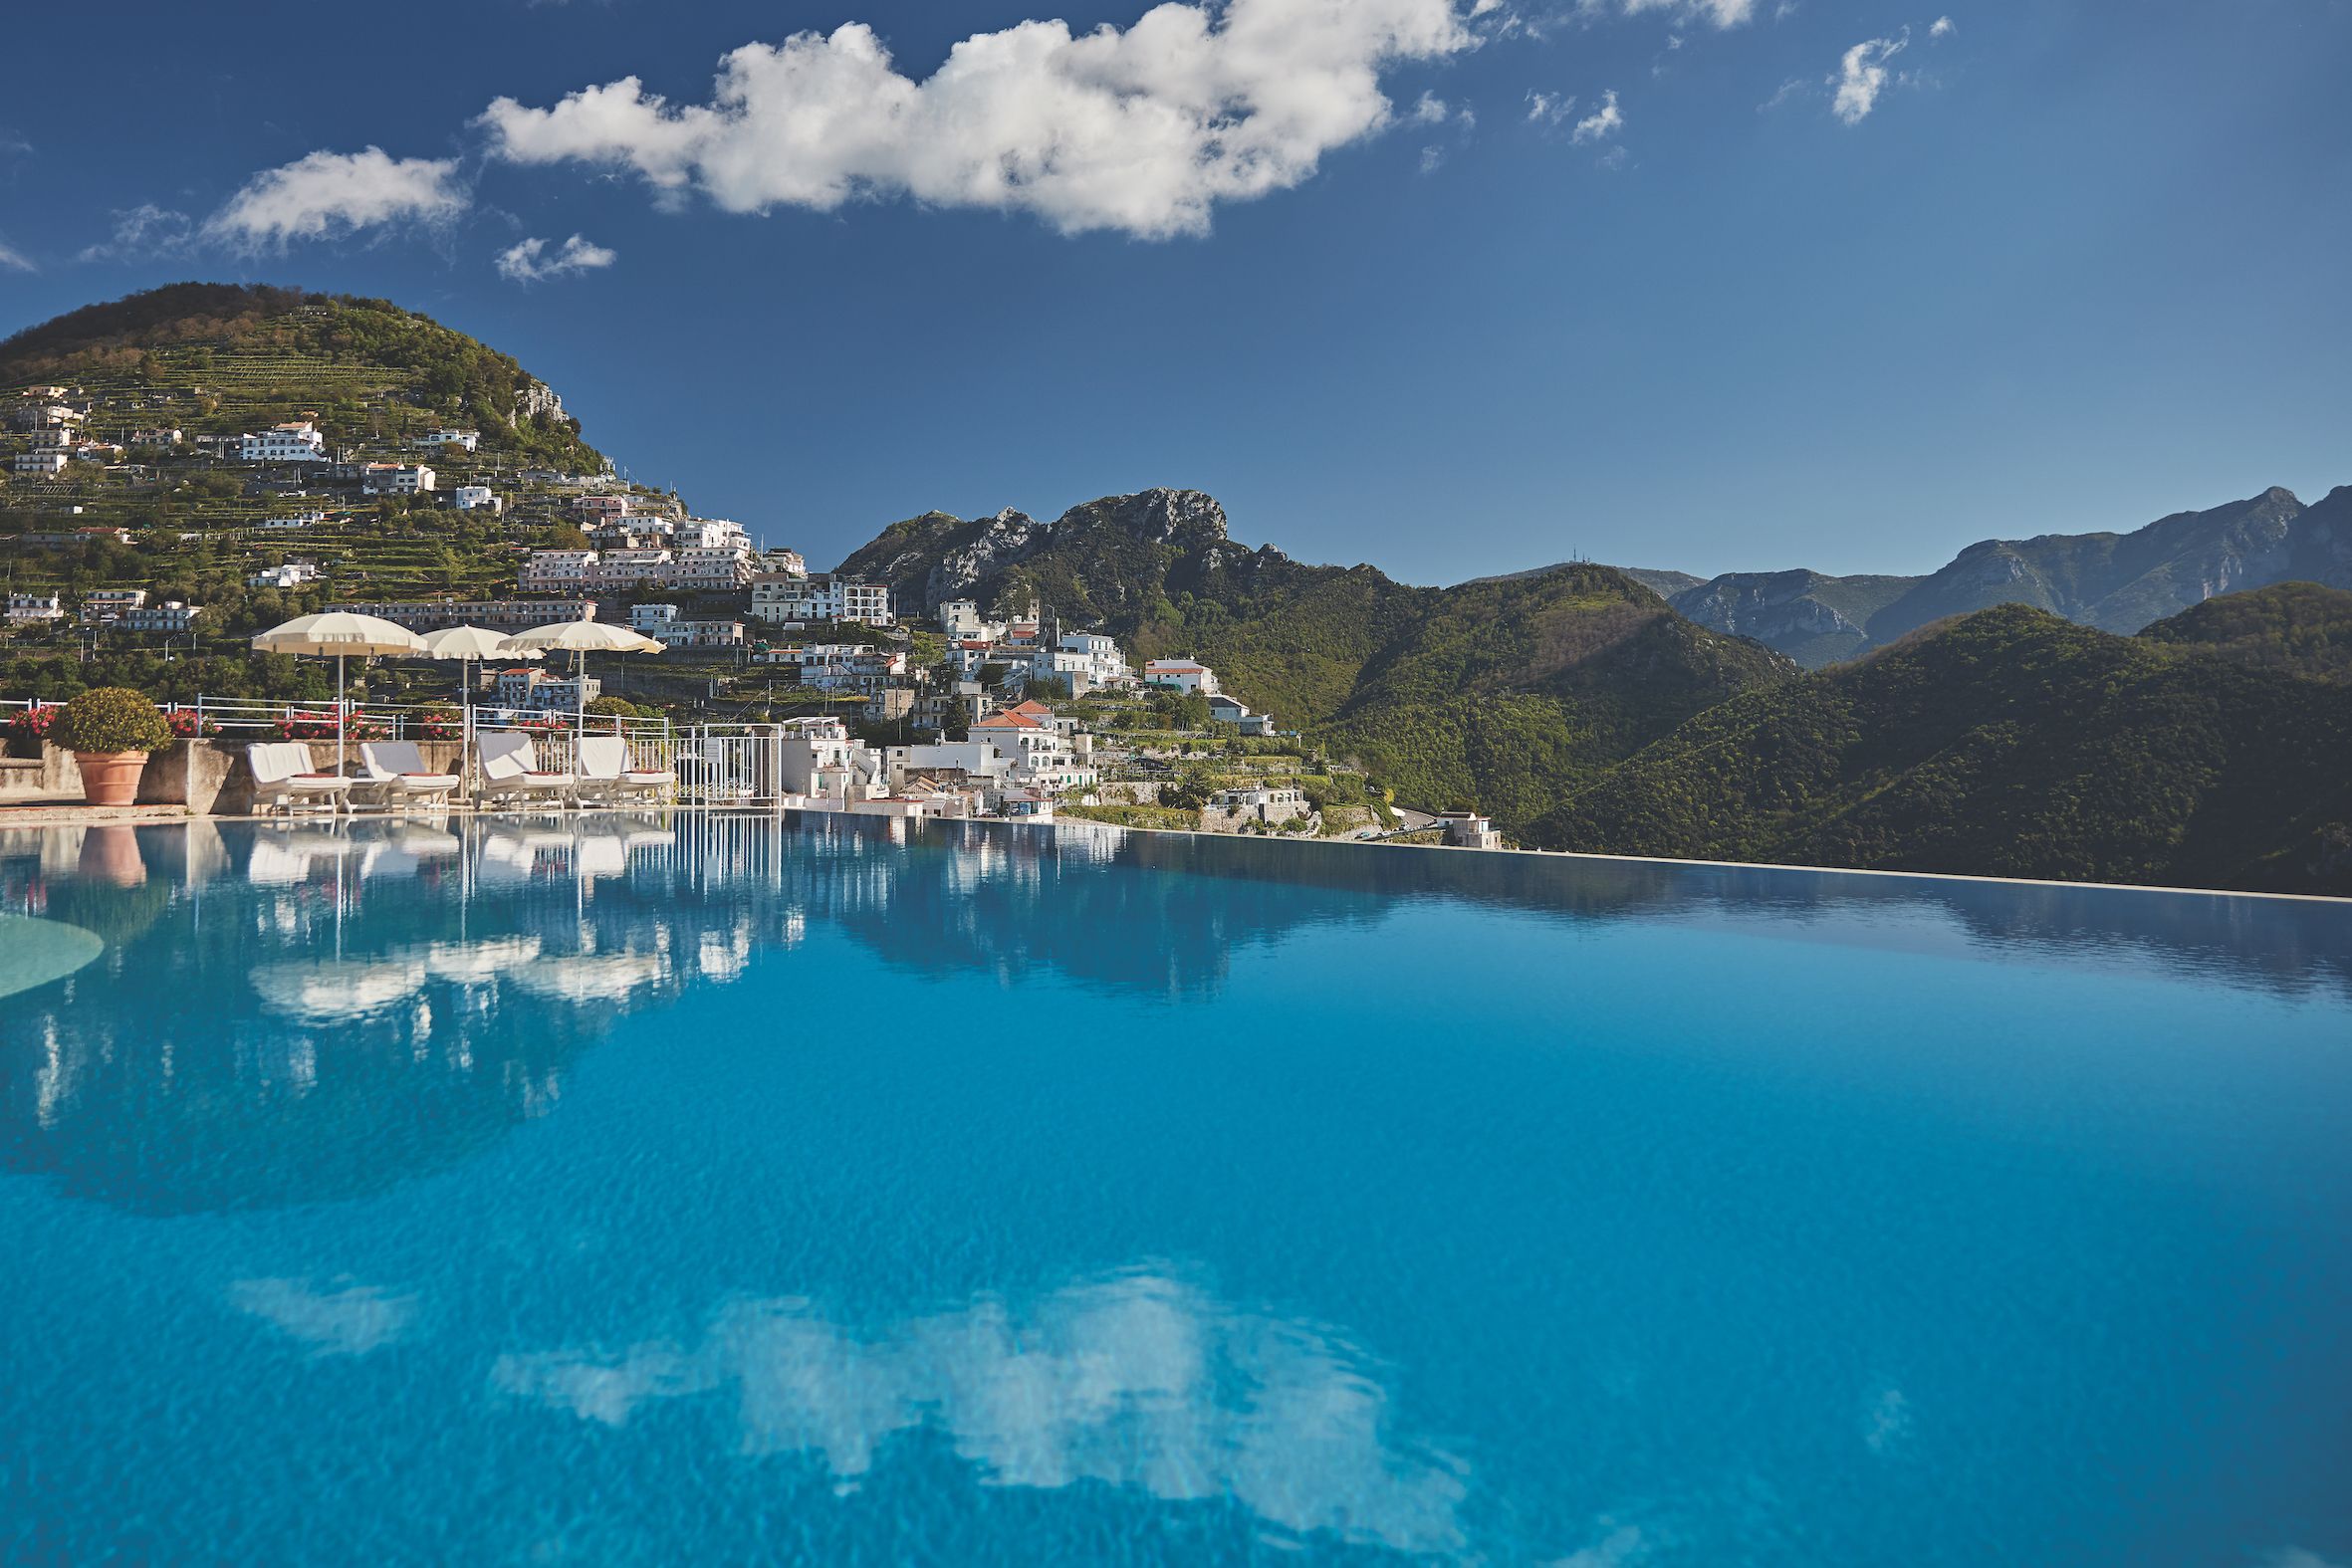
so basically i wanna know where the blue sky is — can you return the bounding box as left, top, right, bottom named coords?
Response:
left=1, top=0, right=2345, bottom=582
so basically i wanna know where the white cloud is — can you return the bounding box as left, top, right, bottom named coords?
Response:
left=477, top=0, right=1485, bottom=240
left=1928, top=14, right=1954, bottom=38
left=1830, top=33, right=1907, bottom=124
left=0, top=234, right=31, bottom=272
left=494, top=232, right=617, bottom=282
left=1419, top=143, right=1446, bottom=172
left=1526, top=90, right=1573, bottom=124
left=1572, top=89, right=1624, bottom=142
left=202, top=146, right=467, bottom=250
left=1622, top=0, right=1754, bottom=28
left=1410, top=91, right=1453, bottom=124
left=77, top=203, right=195, bottom=263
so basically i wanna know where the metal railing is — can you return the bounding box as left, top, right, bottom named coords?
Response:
left=0, top=696, right=870, bottom=814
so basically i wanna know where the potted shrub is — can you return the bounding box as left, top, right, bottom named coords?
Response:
left=50, top=687, right=172, bottom=806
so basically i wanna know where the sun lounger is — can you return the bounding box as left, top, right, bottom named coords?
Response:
left=575, top=735, right=675, bottom=806
left=356, top=741, right=461, bottom=811
left=246, top=742, right=353, bottom=817
left=476, top=730, right=575, bottom=808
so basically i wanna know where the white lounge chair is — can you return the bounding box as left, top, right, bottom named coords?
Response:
left=246, top=743, right=353, bottom=817
left=576, top=735, right=674, bottom=806
left=476, top=731, right=574, bottom=809
left=356, top=741, right=461, bottom=811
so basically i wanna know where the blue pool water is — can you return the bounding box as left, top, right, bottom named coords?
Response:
left=2, top=814, right=2347, bottom=1566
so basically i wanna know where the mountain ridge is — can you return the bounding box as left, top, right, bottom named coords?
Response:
left=1639, top=484, right=2349, bottom=666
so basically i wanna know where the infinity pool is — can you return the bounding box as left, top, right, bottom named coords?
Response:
left=2, top=815, right=2346, bottom=1565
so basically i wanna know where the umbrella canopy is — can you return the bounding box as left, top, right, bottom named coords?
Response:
left=418, top=625, right=536, bottom=661
left=253, top=612, right=426, bottom=772
left=251, top=612, right=425, bottom=658
left=501, top=620, right=663, bottom=737
left=501, top=621, right=664, bottom=656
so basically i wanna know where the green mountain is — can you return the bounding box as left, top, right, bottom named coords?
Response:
left=0, top=282, right=602, bottom=471
left=2140, top=579, right=2352, bottom=684
left=1533, top=603, right=2352, bottom=895
left=839, top=489, right=1794, bottom=832
left=1657, top=485, right=2349, bottom=667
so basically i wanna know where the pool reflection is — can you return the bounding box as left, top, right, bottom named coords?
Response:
left=492, top=1265, right=1471, bottom=1558
left=2, top=812, right=2345, bottom=1220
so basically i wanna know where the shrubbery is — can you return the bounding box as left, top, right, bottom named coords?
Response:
left=50, top=688, right=171, bottom=754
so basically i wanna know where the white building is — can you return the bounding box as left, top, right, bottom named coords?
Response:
left=749, top=572, right=893, bottom=627
left=10, top=450, right=69, bottom=475
left=1143, top=658, right=1219, bottom=696
left=1204, top=786, right=1313, bottom=830
left=521, top=551, right=599, bottom=590
left=361, top=464, right=436, bottom=495
left=674, top=518, right=751, bottom=552
left=416, top=429, right=480, bottom=452
left=759, top=548, right=809, bottom=577
left=592, top=550, right=676, bottom=587
left=939, top=599, right=1006, bottom=641
left=776, top=716, right=886, bottom=805
left=1207, top=693, right=1276, bottom=736
left=452, top=485, right=502, bottom=513
left=257, top=511, right=327, bottom=530
left=249, top=561, right=323, bottom=589
left=120, top=601, right=202, bottom=633
left=653, top=618, right=744, bottom=650
left=628, top=604, right=680, bottom=633
left=240, top=421, right=328, bottom=463
left=491, top=667, right=599, bottom=711
left=1058, top=631, right=1130, bottom=686
left=81, top=588, right=148, bottom=622
left=969, top=709, right=1098, bottom=795
left=1439, top=811, right=1503, bottom=850
left=668, top=547, right=753, bottom=591
left=887, top=739, right=1012, bottom=785
left=6, top=593, right=65, bottom=625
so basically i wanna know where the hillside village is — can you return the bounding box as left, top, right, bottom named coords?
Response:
left=0, top=327, right=1469, bottom=845
left=5, top=287, right=2348, bottom=892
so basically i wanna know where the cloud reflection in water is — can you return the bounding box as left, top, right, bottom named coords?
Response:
left=493, top=1267, right=1470, bottom=1556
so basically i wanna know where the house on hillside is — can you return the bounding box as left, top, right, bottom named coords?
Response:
left=81, top=589, right=148, bottom=622
left=1143, top=658, right=1219, bottom=696
left=240, top=421, right=328, bottom=463
left=452, top=485, right=501, bottom=513
left=416, top=429, right=479, bottom=452
left=10, top=450, right=69, bottom=475
left=750, top=573, right=893, bottom=627
left=6, top=594, right=65, bottom=626
left=360, top=463, right=435, bottom=495
left=652, top=618, right=744, bottom=650
left=1207, top=693, right=1276, bottom=735
left=249, top=561, right=322, bottom=589
left=1439, top=811, right=1502, bottom=849
left=1203, top=786, right=1313, bottom=832
left=119, top=601, right=201, bottom=633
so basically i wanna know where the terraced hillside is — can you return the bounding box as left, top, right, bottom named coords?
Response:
left=0, top=283, right=601, bottom=471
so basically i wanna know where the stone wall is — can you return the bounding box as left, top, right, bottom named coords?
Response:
left=14, top=737, right=473, bottom=813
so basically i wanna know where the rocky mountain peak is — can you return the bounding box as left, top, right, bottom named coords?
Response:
left=1059, top=488, right=1231, bottom=547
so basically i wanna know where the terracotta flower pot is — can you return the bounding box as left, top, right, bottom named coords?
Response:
left=75, top=751, right=149, bottom=807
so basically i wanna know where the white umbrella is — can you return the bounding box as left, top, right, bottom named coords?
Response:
left=501, top=620, right=663, bottom=736
left=417, top=626, right=544, bottom=793
left=252, top=612, right=425, bottom=771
